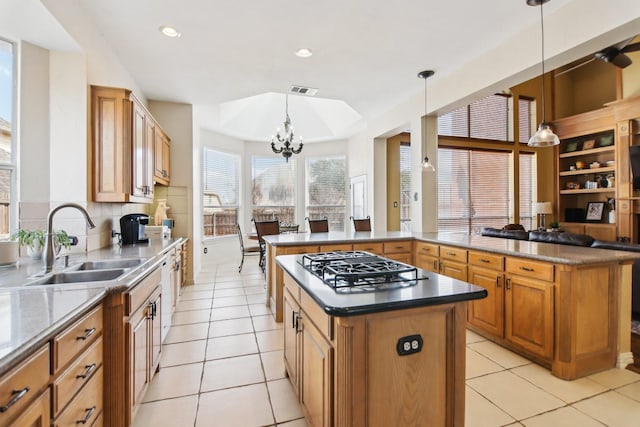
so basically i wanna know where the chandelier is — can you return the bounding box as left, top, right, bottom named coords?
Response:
left=271, top=94, right=303, bottom=162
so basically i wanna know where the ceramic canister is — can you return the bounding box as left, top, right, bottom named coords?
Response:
left=0, top=241, right=19, bottom=265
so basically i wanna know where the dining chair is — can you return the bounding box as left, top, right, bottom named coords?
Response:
left=253, top=219, right=280, bottom=271
left=236, top=224, right=260, bottom=273
left=306, top=216, right=329, bottom=233
left=351, top=215, right=371, bottom=232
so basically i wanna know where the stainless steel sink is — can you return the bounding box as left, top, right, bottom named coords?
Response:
left=28, top=268, right=127, bottom=285
left=75, top=258, right=145, bottom=271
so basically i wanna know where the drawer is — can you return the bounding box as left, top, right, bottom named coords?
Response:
left=283, top=245, right=320, bottom=255
left=505, top=257, right=554, bottom=282
left=54, top=366, right=103, bottom=427
left=383, top=241, right=412, bottom=254
left=319, top=243, right=352, bottom=252
left=0, top=345, right=49, bottom=427
left=440, top=246, right=468, bottom=263
left=469, top=251, right=504, bottom=271
left=300, top=291, right=332, bottom=340
left=53, top=305, right=103, bottom=373
left=127, top=267, right=161, bottom=315
left=283, top=273, right=300, bottom=303
left=385, top=252, right=412, bottom=264
left=53, top=337, right=103, bottom=415
left=415, top=242, right=439, bottom=257
left=353, top=242, right=383, bottom=255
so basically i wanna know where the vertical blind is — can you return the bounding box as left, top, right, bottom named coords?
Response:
left=202, top=148, right=240, bottom=237
left=306, top=156, right=347, bottom=231
left=437, top=148, right=512, bottom=233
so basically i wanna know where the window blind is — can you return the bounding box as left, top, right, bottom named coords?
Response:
left=252, top=156, right=296, bottom=224
left=399, top=144, right=412, bottom=231
left=519, top=153, right=535, bottom=229
left=437, top=148, right=512, bottom=233
left=202, top=148, right=240, bottom=237
left=306, top=156, right=347, bottom=231
left=518, top=97, right=534, bottom=143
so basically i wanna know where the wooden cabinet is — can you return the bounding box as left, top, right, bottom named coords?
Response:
left=9, top=388, right=50, bottom=427
left=559, top=222, right=617, bottom=240
left=283, top=275, right=332, bottom=427
left=153, top=126, right=170, bottom=185
left=126, top=272, right=162, bottom=417
left=382, top=241, right=412, bottom=263
left=91, top=85, right=170, bottom=203
left=468, top=266, right=504, bottom=337
left=0, top=345, right=49, bottom=427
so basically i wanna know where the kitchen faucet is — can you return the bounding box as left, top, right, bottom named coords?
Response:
left=43, top=203, right=96, bottom=273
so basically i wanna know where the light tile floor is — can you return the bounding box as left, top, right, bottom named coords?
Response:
left=132, top=260, right=640, bottom=427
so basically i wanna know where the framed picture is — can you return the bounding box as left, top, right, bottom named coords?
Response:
left=585, top=201, right=605, bottom=221
left=598, top=135, right=614, bottom=147
left=582, top=139, right=596, bottom=150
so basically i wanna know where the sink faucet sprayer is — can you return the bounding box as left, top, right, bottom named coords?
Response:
left=43, top=203, right=96, bottom=273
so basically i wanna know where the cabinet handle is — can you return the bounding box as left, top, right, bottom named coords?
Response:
left=447, top=252, right=456, bottom=256
left=480, top=258, right=490, bottom=263
left=496, top=277, right=501, bottom=288
left=520, top=266, right=534, bottom=272
left=0, top=387, right=29, bottom=413
left=76, top=328, right=96, bottom=341
left=76, top=406, right=96, bottom=424
left=76, top=363, right=97, bottom=380
left=433, top=260, right=438, bottom=271
left=506, top=278, right=511, bottom=290
left=291, top=310, right=297, bottom=329
left=295, top=314, right=303, bottom=333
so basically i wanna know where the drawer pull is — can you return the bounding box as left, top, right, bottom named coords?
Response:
left=446, top=252, right=456, bottom=256
left=77, top=406, right=96, bottom=424
left=480, top=258, right=491, bottom=263
left=433, top=260, right=438, bottom=271
left=76, top=328, right=96, bottom=341
left=0, top=387, right=29, bottom=413
left=76, top=363, right=97, bottom=380
left=496, top=277, right=501, bottom=288
left=520, top=266, right=534, bottom=272
left=506, top=278, right=511, bottom=290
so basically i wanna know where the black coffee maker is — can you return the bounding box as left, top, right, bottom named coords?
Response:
left=120, top=214, right=150, bottom=244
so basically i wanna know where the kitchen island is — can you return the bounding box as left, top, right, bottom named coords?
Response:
left=276, top=252, right=487, bottom=427
left=265, top=231, right=640, bottom=380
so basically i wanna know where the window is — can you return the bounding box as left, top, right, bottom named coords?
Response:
left=438, top=149, right=512, bottom=233
left=203, top=148, right=240, bottom=238
left=252, top=157, right=296, bottom=224
left=399, top=144, right=412, bottom=231
left=0, top=38, right=15, bottom=239
left=518, top=97, right=535, bottom=143
left=306, top=156, right=346, bottom=231
left=438, top=94, right=513, bottom=142
left=519, top=153, right=536, bottom=229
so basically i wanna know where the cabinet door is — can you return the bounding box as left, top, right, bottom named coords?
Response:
left=584, top=224, right=616, bottom=241
left=10, top=388, right=50, bottom=427
left=440, top=260, right=467, bottom=281
left=384, top=252, right=412, bottom=264
left=300, top=318, right=332, bottom=427
left=131, top=100, right=148, bottom=199
left=505, top=274, right=554, bottom=359
left=468, top=266, right=504, bottom=337
left=283, top=289, right=300, bottom=390
left=415, top=254, right=439, bottom=273
left=154, top=128, right=170, bottom=185
left=150, top=294, right=162, bottom=375
left=129, top=309, right=149, bottom=408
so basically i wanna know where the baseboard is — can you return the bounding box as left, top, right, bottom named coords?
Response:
left=617, top=351, right=635, bottom=369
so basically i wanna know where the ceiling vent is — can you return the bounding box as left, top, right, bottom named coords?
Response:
left=290, top=85, right=318, bottom=96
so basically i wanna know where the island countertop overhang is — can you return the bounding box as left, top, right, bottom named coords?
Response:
left=276, top=253, right=487, bottom=317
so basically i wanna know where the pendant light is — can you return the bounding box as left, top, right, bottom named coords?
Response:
left=418, top=70, right=436, bottom=171
left=527, top=0, right=559, bottom=147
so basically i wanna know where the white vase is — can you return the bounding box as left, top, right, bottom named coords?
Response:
left=26, top=242, right=43, bottom=260
left=609, top=210, right=616, bottom=224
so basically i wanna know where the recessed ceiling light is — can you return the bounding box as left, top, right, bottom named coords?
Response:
left=295, top=48, right=313, bottom=58
left=159, top=26, right=181, bottom=38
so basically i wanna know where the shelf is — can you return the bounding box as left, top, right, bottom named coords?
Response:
left=559, top=146, right=615, bottom=158
left=559, top=166, right=615, bottom=177
left=560, top=188, right=615, bottom=195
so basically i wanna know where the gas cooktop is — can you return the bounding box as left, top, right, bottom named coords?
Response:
left=300, top=251, right=422, bottom=292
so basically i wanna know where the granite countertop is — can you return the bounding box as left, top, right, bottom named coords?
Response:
left=265, top=230, right=640, bottom=265
left=276, top=254, right=487, bottom=317
left=0, top=237, right=185, bottom=375
left=414, top=232, right=640, bottom=265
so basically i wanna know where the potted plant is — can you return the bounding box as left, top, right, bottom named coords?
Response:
left=12, top=229, right=73, bottom=260
left=549, top=221, right=560, bottom=232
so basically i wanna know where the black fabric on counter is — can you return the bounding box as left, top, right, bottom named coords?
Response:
left=480, top=227, right=529, bottom=241
left=528, top=230, right=594, bottom=247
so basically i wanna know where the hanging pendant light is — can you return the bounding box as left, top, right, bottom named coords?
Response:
left=271, top=94, right=303, bottom=162
left=527, top=0, right=559, bottom=147
left=418, top=70, right=436, bottom=172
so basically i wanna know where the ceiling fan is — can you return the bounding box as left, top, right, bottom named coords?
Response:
left=555, top=37, right=640, bottom=76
